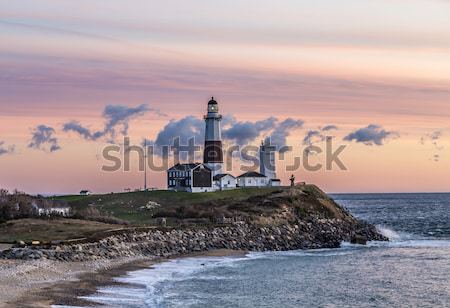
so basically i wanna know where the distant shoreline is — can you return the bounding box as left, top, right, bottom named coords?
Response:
left=3, top=249, right=247, bottom=308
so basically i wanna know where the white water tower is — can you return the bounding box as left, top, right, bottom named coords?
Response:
left=259, top=137, right=276, bottom=180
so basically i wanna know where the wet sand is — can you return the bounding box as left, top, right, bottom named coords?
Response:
left=1, top=249, right=247, bottom=308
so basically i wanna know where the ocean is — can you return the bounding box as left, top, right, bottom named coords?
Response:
left=73, top=193, right=450, bottom=307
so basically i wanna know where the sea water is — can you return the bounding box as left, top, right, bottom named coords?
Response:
left=68, top=193, right=450, bottom=307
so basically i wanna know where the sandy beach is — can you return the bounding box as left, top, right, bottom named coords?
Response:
left=0, top=249, right=247, bottom=308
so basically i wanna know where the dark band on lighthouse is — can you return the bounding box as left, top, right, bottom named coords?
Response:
left=203, top=141, right=223, bottom=163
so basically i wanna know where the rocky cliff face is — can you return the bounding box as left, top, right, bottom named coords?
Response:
left=0, top=186, right=388, bottom=261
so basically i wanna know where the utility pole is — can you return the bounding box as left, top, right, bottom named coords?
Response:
left=144, top=139, right=147, bottom=191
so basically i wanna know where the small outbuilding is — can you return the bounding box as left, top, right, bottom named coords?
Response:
left=80, top=190, right=91, bottom=196
left=213, top=174, right=237, bottom=190
left=237, top=171, right=269, bottom=187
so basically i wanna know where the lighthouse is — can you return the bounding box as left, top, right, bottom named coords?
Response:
left=203, top=97, right=223, bottom=176
left=260, top=137, right=276, bottom=180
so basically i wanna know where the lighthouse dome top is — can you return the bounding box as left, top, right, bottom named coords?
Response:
left=207, top=97, right=219, bottom=113
left=208, top=97, right=217, bottom=105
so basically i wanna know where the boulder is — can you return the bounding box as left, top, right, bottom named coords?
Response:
left=350, top=235, right=367, bottom=245
left=16, top=240, right=26, bottom=248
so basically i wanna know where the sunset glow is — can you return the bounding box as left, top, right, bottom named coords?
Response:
left=1, top=0, right=449, bottom=194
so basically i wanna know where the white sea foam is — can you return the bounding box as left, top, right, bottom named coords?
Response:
left=370, top=225, right=450, bottom=248
left=249, top=248, right=359, bottom=260
left=376, top=225, right=402, bottom=240
left=386, top=239, right=450, bottom=248
left=76, top=254, right=251, bottom=308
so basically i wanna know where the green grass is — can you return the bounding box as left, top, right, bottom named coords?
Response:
left=50, top=185, right=339, bottom=227
left=49, top=194, right=92, bottom=202
left=65, top=188, right=280, bottom=207
left=61, top=188, right=281, bottom=225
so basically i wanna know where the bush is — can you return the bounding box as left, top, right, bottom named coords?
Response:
left=0, top=189, right=72, bottom=221
left=152, top=208, right=178, bottom=218
left=0, top=193, right=37, bottom=220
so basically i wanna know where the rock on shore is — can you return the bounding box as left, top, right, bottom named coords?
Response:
left=0, top=216, right=386, bottom=262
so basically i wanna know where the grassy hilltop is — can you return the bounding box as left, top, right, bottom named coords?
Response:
left=1, top=185, right=355, bottom=244
left=54, top=185, right=352, bottom=226
left=56, top=187, right=281, bottom=224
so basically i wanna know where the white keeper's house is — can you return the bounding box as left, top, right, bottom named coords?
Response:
left=167, top=163, right=214, bottom=193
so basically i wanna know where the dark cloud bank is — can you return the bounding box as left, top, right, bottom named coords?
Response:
left=344, top=124, right=398, bottom=146
left=61, top=104, right=304, bottom=152
left=63, top=104, right=158, bottom=143
left=303, top=125, right=338, bottom=147
left=151, top=115, right=304, bottom=151
left=28, top=125, right=61, bottom=152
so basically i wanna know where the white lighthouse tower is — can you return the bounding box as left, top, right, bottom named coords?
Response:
left=203, top=97, right=223, bottom=176
left=259, top=137, right=276, bottom=180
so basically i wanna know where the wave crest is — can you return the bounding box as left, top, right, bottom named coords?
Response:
left=376, top=225, right=402, bottom=240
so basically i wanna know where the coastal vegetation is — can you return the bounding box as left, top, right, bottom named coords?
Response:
left=0, top=185, right=386, bottom=257
left=1, top=185, right=354, bottom=243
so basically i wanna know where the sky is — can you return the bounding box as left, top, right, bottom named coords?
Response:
left=0, top=0, right=449, bottom=194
